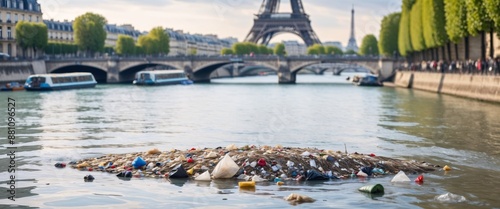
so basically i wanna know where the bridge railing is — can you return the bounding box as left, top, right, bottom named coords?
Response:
left=39, top=54, right=396, bottom=64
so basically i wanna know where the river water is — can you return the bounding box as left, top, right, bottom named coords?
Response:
left=0, top=74, right=499, bottom=208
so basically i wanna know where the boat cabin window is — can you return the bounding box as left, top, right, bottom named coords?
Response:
left=29, top=77, right=46, bottom=87
left=138, top=73, right=151, bottom=80
left=155, top=73, right=185, bottom=80
left=52, top=75, right=93, bottom=84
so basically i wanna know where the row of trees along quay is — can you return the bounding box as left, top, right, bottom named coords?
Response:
left=387, top=0, right=500, bottom=63
left=14, top=12, right=170, bottom=58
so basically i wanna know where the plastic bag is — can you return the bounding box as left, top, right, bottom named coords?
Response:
left=306, top=170, right=329, bottom=181
left=212, top=154, right=240, bottom=179
left=285, top=193, right=315, bottom=203
left=226, top=144, right=238, bottom=151
left=361, top=167, right=373, bottom=176
left=132, top=157, right=146, bottom=169
left=194, top=171, right=211, bottom=181
left=251, top=175, right=266, bottom=182
left=169, top=164, right=188, bottom=178
left=391, top=171, right=411, bottom=182
left=205, top=152, right=218, bottom=159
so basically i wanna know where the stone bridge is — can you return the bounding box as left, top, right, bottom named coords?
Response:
left=44, top=56, right=396, bottom=84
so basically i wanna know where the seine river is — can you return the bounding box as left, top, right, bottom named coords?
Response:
left=1, top=74, right=499, bottom=208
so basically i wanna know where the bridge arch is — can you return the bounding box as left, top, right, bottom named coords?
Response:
left=50, top=64, right=108, bottom=83
left=191, top=61, right=234, bottom=83
left=239, top=65, right=278, bottom=77
left=333, top=67, right=372, bottom=75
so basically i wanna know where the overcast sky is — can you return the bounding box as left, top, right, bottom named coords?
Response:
left=39, top=0, right=401, bottom=47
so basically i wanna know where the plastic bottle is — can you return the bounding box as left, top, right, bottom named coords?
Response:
left=238, top=181, right=256, bottom=188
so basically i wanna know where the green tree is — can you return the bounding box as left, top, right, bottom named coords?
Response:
left=325, top=46, right=343, bottom=55
left=134, top=44, right=144, bottom=55
left=466, top=0, right=492, bottom=36
left=232, top=42, right=249, bottom=55
left=379, top=12, right=401, bottom=57
left=221, top=48, right=234, bottom=55
left=138, top=35, right=154, bottom=55
left=484, top=0, right=500, bottom=34
left=115, top=35, right=135, bottom=56
left=15, top=21, right=33, bottom=56
left=422, top=0, right=448, bottom=48
left=345, top=49, right=358, bottom=55
left=258, top=45, right=271, bottom=55
left=409, top=0, right=426, bottom=51
left=306, top=44, right=325, bottom=55
left=274, top=43, right=286, bottom=55
left=466, top=0, right=494, bottom=59
left=33, top=23, right=48, bottom=57
left=398, top=0, right=415, bottom=56
left=359, top=34, right=379, bottom=56
left=73, top=12, right=107, bottom=56
left=15, top=21, right=47, bottom=57
left=45, top=42, right=79, bottom=55
left=444, top=0, right=468, bottom=43
left=149, top=26, right=170, bottom=55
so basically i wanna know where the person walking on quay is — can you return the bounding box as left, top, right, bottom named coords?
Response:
left=487, top=57, right=496, bottom=75
left=468, top=59, right=474, bottom=74
left=494, top=57, right=500, bottom=75
left=476, top=58, right=482, bottom=75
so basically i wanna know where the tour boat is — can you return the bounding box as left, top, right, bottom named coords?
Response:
left=1, top=82, right=25, bottom=91
left=133, top=70, right=193, bottom=85
left=24, top=72, right=97, bottom=91
left=350, top=74, right=383, bottom=87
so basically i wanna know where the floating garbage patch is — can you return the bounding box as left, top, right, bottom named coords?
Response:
left=68, top=145, right=438, bottom=181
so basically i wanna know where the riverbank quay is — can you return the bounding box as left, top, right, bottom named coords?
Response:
left=69, top=145, right=437, bottom=180
left=394, top=71, right=500, bottom=103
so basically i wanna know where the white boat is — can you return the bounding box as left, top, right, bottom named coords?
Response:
left=24, top=73, right=97, bottom=91
left=350, top=74, right=383, bottom=87
left=133, top=70, right=193, bottom=85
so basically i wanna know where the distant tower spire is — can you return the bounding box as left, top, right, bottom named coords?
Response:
left=345, top=5, right=358, bottom=52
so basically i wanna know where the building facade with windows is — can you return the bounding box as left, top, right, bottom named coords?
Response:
left=323, top=41, right=343, bottom=51
left=104, top=24, right=142, bottom=46
left=44, top=19, right=73, bottom=43
left=44, top=19, right=143, bottom=47
left=282, top=40, right=307, bottom=56
left=0, top=0, right=42, bottom=57
left=166, top=28, right=237, bottom=56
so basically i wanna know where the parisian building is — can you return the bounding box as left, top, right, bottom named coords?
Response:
left=166, top=28, right=237, bottom=56
left=0, top=0, right=43, bottom=57
left=44, top=19, right=143, bottom=47
left=323, top=41, right=344, bottom=51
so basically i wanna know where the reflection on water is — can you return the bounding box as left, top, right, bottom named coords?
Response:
left=0, top=75, right=499, bottom=208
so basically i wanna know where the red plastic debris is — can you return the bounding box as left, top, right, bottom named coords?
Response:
left=190, top=148, right=196, bottom=151
left=415, top=175, right=424, bottom=184
left=88, top=167, right=93, bottom=171
left=258, top=158, right=267, bottom=167
left=187, top=158, right=194, bottom=163
left=369, top=153, right=376, bottom=157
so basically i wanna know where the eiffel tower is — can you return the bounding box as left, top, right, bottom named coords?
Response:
left=244, top=0, right=321, bottom=46
left=345, top=5, right=358, bottom=52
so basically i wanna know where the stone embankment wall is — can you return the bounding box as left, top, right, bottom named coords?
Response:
left=0, top=60, right=46, bottom=84
left=395, top=71, right=500, bottom=102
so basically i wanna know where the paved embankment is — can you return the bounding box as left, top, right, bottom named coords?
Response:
left=394, top=71, right=500, bottom=102
left=0, top=60, right=46, bottom=84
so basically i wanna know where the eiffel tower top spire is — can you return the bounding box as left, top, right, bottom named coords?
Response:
left=345, top=5, right=358, bottom=52
left=245, top=0, right=321, bottom=46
